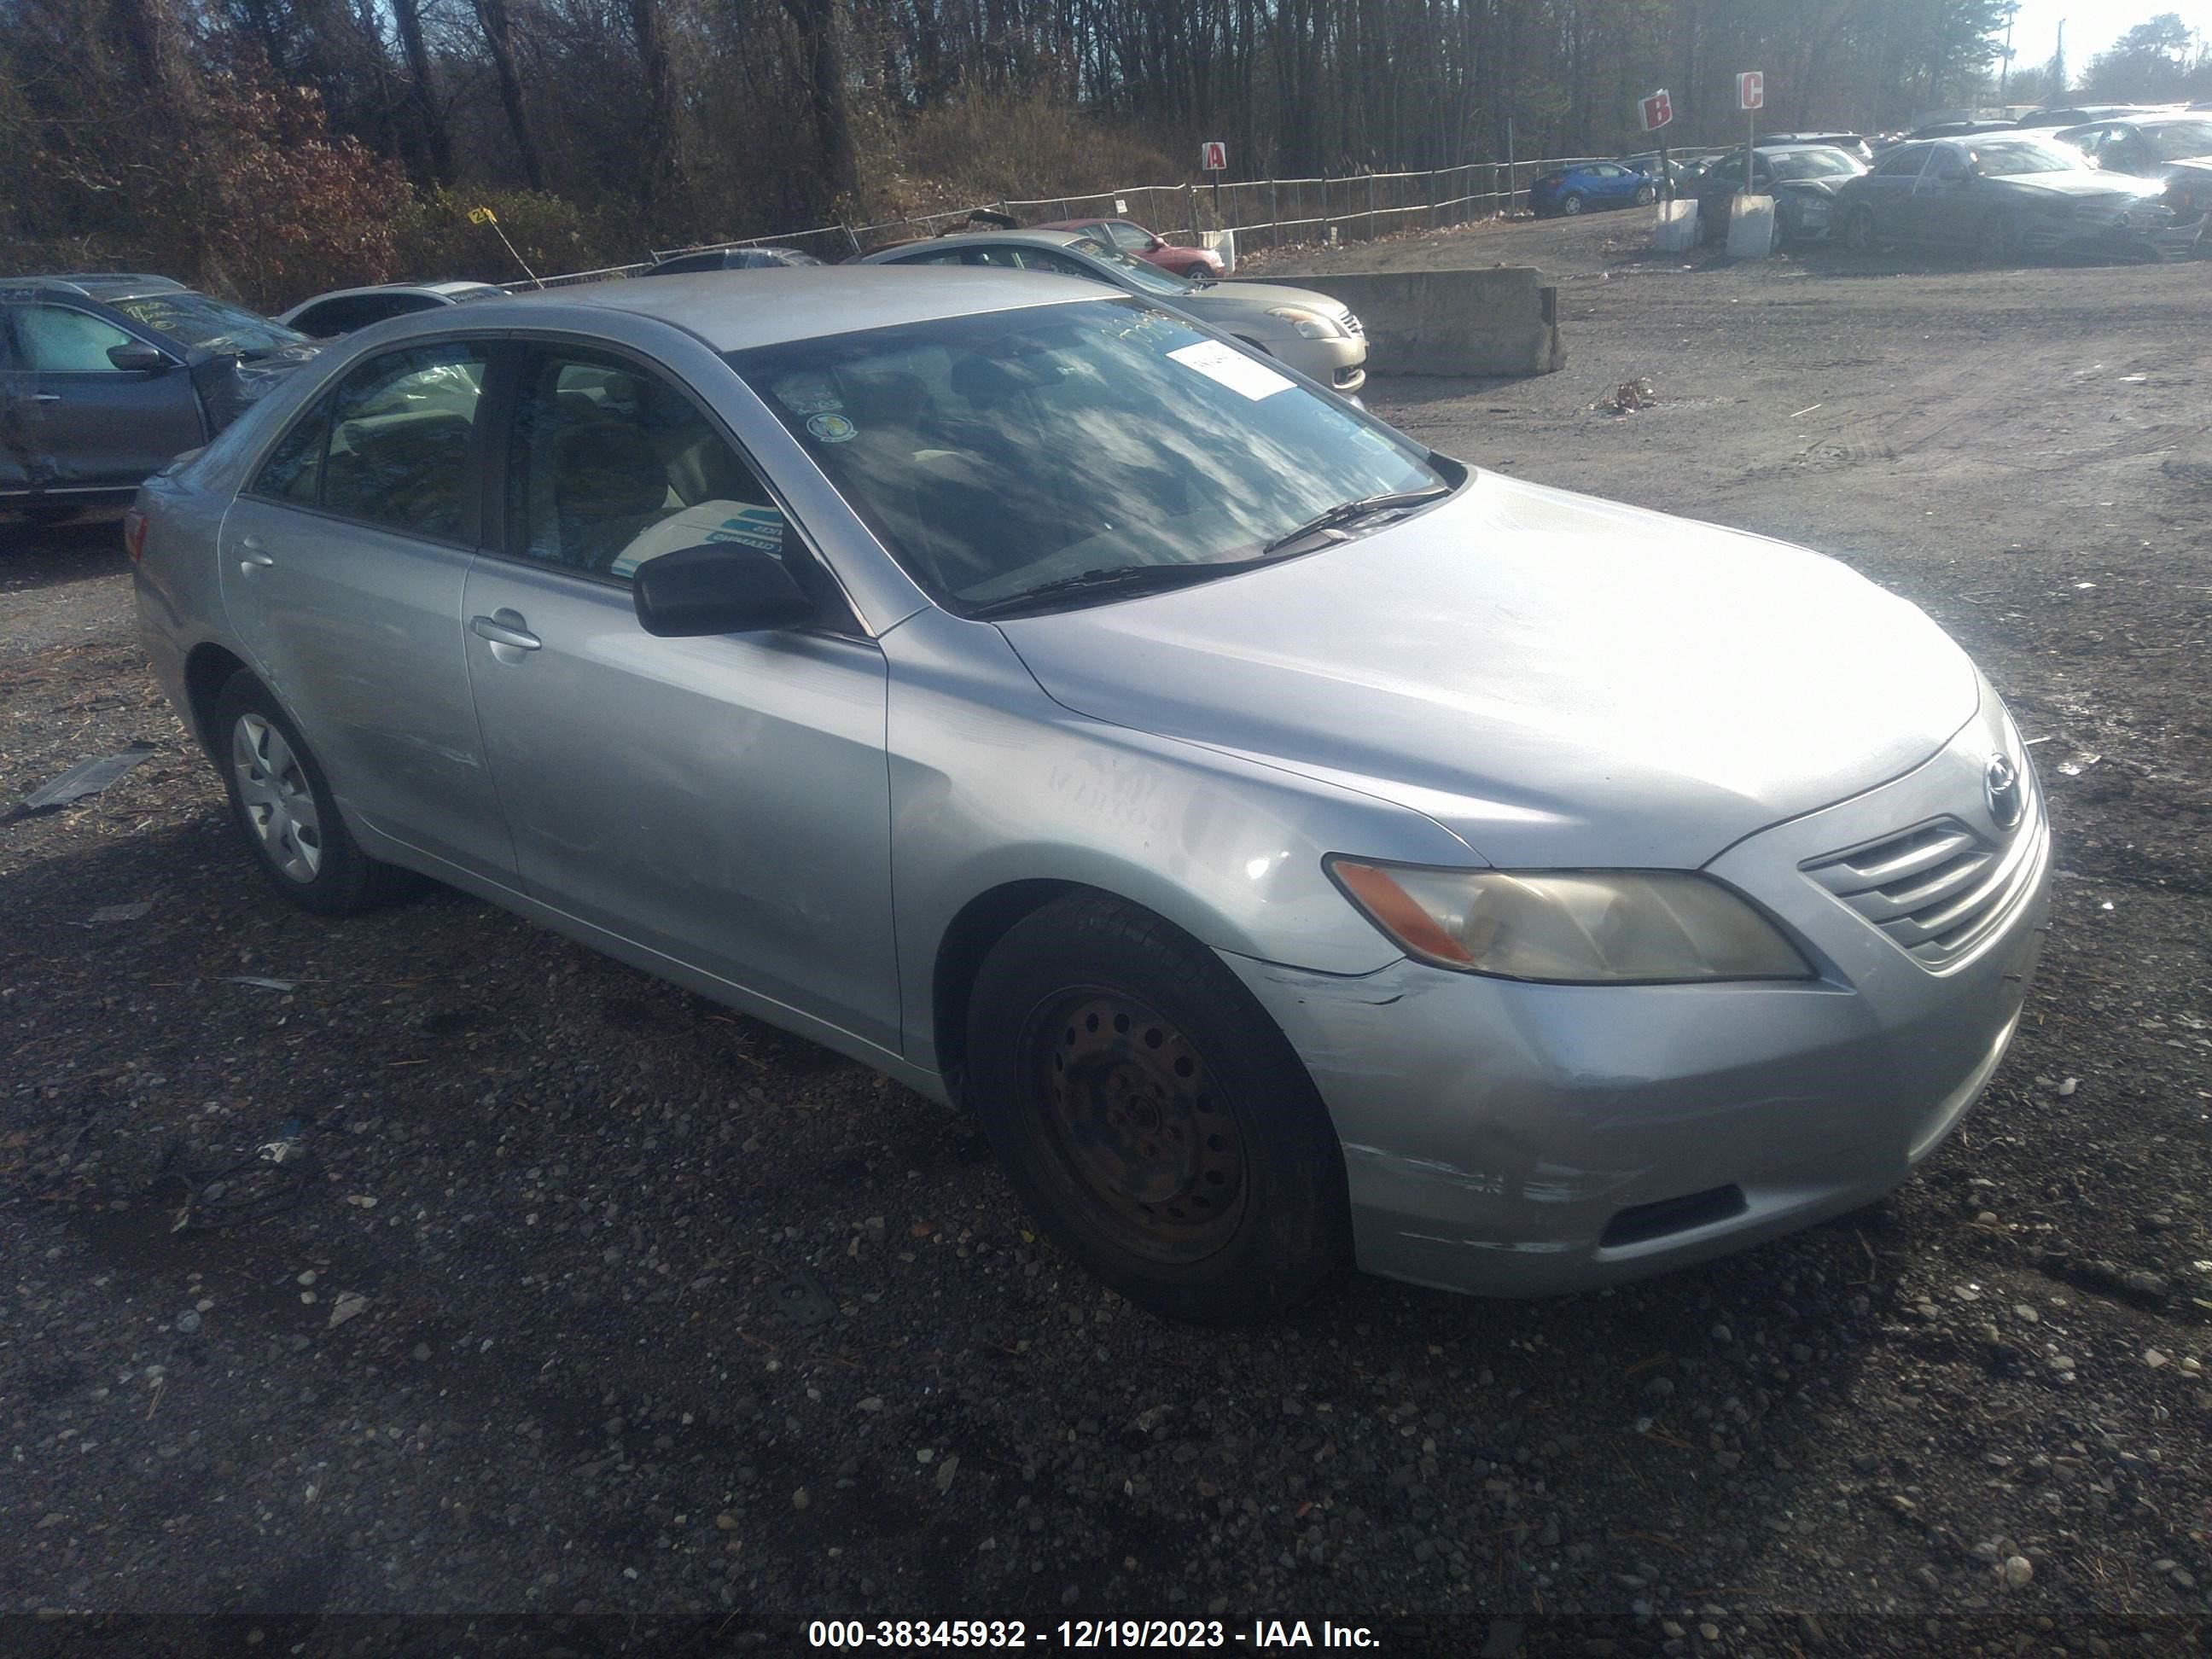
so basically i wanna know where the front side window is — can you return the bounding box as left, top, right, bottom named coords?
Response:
left=507, top=349, right=783, bottom=583
left=18, top=306, right=137, bottom=373
left=319, top=341, right=489, bottom=540
left=1876, top=147, right=1930, bottom=177
left=735, top=300, right=1448, bottom=614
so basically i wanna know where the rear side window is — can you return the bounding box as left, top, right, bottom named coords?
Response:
left=293, top=294, right=437, bottom=336
left=18, top=306, right=137, bottom=373
left=246, top=342, right=486, bottom=538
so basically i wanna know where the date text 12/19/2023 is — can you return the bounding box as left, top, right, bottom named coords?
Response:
left=806, top=1619, right=1382, bottom=1650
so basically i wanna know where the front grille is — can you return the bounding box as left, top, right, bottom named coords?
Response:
left=1802, top=774, right=2046, bottom=969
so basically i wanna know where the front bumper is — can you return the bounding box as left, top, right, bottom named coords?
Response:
left=1276, top=332, right=1366, bottom=396
left=1225, top=696, right=2051, bottom=1297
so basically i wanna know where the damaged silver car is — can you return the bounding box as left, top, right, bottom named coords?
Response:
left=131, top=270, right=2050, bottom=1323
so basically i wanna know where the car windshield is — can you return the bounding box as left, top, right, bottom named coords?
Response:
left=1970, top=138, right=2087, bottom=175
left=1066, top=238, right=1196, bottom=295
left=2145, top=121, right=2212, bottom=161
left=733, top=300, right=1449, bottom=613
left=108, top=292, right=306, bottom=355
left=1769, top=150, right=1864, bottom=180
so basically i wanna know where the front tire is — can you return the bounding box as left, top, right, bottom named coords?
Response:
left=1842, top=206, right=1878, bottom=253
left=964, top=894, right=1351, bottom=1324
left=1561, top=192, right=1586, bottom=216
left=214, top=672, right=413, bottom=916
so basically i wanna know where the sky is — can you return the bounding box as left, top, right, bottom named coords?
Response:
left=2000, top=0, right=2185, bottom=78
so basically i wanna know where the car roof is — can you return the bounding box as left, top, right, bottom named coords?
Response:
left=871, top=229, right=1093, bottom=253
left=295, top=282, right=497, bottom=305
left=476, top=265, right=1107, bottom=351
left=3, top=272, right=193, bottom=302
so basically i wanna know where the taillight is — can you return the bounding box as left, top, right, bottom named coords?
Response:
left=123, top=508, right=148, bottom=562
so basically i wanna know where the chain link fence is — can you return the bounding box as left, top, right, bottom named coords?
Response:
left=503, top=151, right=1732, bottom=292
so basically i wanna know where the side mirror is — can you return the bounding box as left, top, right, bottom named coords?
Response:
left=632, top=543, right=814, bottom=637
left=108, top=342, right=172, bottom=372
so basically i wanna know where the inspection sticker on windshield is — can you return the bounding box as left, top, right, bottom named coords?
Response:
left=806, top=412, right=859, bottom=444
left=1168, top=340, right=1295, bottom=402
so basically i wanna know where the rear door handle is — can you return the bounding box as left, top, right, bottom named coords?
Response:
left=28, top=393, right=61, bottom=405
left=470, top=612, right=542, bottom=652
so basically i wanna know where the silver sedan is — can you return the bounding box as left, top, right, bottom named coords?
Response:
left=131, top=269, right=2049, bottom=1324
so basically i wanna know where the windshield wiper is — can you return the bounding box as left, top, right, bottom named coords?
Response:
left=965, top=560, right=1263, bottom=620
left=1262, top=486, right=1452, bottom=556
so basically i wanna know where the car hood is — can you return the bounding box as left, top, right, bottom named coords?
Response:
left=995, top=473, right=1980, bottom=869
left=1183, top=281, right=1355, bottom=323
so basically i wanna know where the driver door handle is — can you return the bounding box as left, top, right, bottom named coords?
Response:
left=471, top=612, right=542, bottom=651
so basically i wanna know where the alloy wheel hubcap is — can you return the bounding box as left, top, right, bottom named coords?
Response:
left=232, top=713, right=323, bottom=882
left=1028, top=990, right=1245, bottom=1261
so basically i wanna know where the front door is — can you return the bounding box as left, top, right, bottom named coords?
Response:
left=3, top=300, right=204, bottom=495
left=218, top=338, right=515, bottom=881
left=460, top=342, right=901, bottom=1050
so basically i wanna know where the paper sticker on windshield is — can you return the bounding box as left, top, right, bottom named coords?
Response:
left=1168, top=341, right=1295, bottom=401
left=775, top=372, right=842, bottom=416
left=806, top=412, right=859, bottom=444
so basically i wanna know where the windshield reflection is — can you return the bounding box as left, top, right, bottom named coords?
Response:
left=734, top=300, right=1449, bottom=614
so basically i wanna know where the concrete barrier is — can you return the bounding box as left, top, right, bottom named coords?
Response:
left=1234, top=266, right=1565, bottom=377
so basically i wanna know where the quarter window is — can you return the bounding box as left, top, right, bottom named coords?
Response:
left=251, top=391, right=335, bottom=505
left=507, top=349, right=786, bottom=585
left=18, top=306, right=137, bottom=373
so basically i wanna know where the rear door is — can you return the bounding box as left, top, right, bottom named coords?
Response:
left=458, top=340, right=900, bottom=1049
left=6, top=300, right=205, bottom=494
left=218, top=337, right=516, bottom=881
left=1864, top=144, right=1932, bottom=241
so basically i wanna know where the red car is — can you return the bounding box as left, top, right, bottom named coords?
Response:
left=1032, top=218, right=1225, bottom=277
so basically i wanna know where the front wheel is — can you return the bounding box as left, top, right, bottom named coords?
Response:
left=1634, top=183, right=1656, bottom=207
left=1561, top=192, right=1586, bottom=216
left=214, top=672, right=415, bottom=915
left=1842, top=206, right=1878, bottom=253
left=964, top=894, right=1351, bottom=1324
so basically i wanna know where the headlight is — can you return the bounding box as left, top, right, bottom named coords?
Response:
left=1326, top=860, right=1813, bottom=984
left=1265, top=306, right=1345, bottom=340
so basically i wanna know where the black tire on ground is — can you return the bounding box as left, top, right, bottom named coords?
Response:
left=1561, top=192, right=1586, bottom=216
left=1842, top=206, right=1878, bottom=253
left=213, top=670, right=416, bottom=916
left=1976, top=211, right=2019, bottom=265
left=964, top=892, right=1353, bottom=1324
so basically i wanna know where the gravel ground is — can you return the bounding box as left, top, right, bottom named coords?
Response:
left=3, top=219, right=2209, bottom=1656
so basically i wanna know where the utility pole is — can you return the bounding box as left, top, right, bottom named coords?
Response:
left=1999, top=3, right=2015, bottom=104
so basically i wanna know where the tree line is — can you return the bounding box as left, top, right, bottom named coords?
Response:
left=3, top=0, right=2203, bottom=304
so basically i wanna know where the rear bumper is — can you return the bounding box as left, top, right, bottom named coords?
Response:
left=1224, top=691, right=2051, bottom=1298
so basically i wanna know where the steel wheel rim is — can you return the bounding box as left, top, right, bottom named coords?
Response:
left=1022, top=988, right=1247, bottom=1264
left=232, top=713, right=323, bottom=883
left=1563, top=195, right=1583, bottom=215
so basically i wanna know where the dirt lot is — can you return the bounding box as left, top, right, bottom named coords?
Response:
left=3, top=218, right=2209, bottom=1655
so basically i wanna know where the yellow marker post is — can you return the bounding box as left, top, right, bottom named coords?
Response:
left=469, top=206, right=542, bottom=288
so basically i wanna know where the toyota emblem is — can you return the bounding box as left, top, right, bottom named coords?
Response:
left=1984, top=754, right=2023, bottom=830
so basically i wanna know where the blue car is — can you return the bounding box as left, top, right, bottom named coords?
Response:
left=1528, top=160, right=1657, bottom=217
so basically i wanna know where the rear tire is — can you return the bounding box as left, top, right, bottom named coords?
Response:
left=1634, top=183, right=1656, bottom=207
left=964, top=894, right=1351, bottom=1324
left=214, top=672, right=416, bottom=916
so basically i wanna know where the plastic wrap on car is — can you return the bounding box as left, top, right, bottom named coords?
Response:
left=189, top=343, right=322, bottom=435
